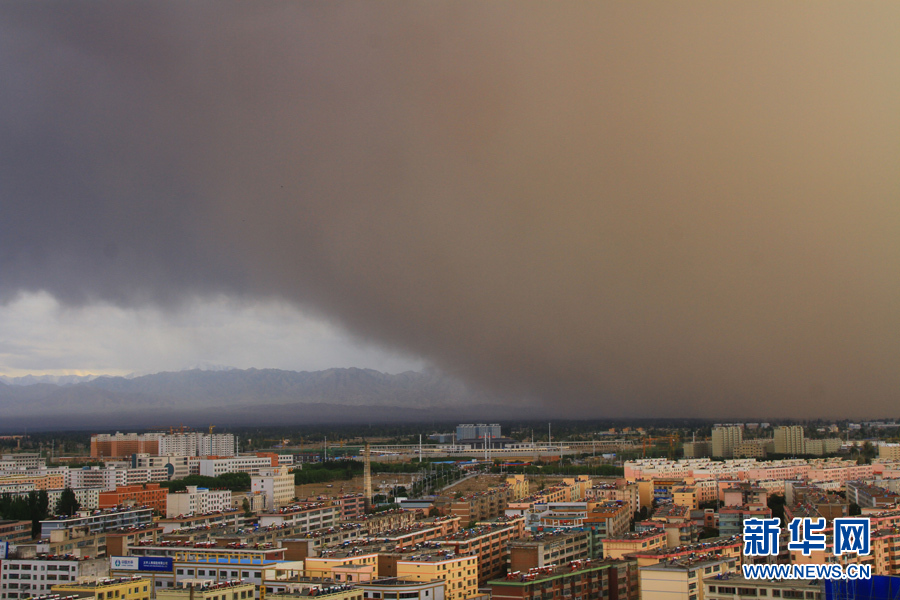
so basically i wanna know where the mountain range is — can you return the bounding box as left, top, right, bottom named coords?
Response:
left=0, top=367, right=529, bottom=430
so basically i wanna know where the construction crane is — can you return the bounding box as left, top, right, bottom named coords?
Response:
left=209, top=425, right=216, bottom=435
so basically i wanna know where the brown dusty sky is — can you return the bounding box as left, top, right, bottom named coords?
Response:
left=1, top=2, right=899, bottom=418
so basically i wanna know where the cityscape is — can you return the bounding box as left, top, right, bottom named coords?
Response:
left=3, top=2, right=900, bottom=600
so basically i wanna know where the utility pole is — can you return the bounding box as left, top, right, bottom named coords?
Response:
left=419, top=434, right=422, bottom=463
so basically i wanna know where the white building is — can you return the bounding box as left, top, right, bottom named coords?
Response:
left=166, top=486, right=233, bottom=518
left=158, top=433, right=237, bottom=457
left=251, top=467, right=294, bottom=511
left=0, top=556, right=107, bottom=600
left=0, top=454, right=46, bottom=471
left=197, top=457, right=273, bottom=477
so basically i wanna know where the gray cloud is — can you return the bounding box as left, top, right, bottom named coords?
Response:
left=2, top=2, right=900, bottom=418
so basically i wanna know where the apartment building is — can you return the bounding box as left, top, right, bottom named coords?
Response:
left=359, top=578, right=446, bottom=600
left=0, top=519, right=31, bottom=543
left=251, top=466, right=294, bottom=511
left=98, top=483, right=168, bottom=513
left=0, top=555, right=107, bottom=600
left=603, top=529, right=667, bottom=560
left=257, top=502, right=338, bottom=532
left=439, top=519, right=526, bottom=584
left=712, top=428, right=743, bottom=459
left=450, top=486, right=515, bottom=524
left=774, top=427, right=805, bottom=455
left=156, top=580, right=255, bottom=600
left=704, top=574, right=823, bottom=600
left=628, top=538, right=743, bottom=569
left=166, top=486, right=232, bottom=518
left=846, top=481, right=900, bottom=509
left=640, top=555, right=738, bottom=600
left=40, top=507, right=153, bottom=538
left=490, top=558, right=638, bottom=600
left=158, top=433, right=236, bottom=457
left=0, top=454, right=46, bottom=470
left=508, top=530, right=593, bottom=571
left=91, top=433, right=163, bottom=458
left=53, top=577, right=151, bottom=600
left=197, top=457, right=272, bottom=477
left=395, top=553, right=477, bottom=600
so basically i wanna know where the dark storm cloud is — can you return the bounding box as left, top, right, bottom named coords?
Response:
left=2, top=2, right=900, bottom=418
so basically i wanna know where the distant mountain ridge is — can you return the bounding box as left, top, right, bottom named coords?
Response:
left=0, top=367, right=525, bottom=430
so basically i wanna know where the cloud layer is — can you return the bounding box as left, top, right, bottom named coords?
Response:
left=2, top=2, right=900, bottom=417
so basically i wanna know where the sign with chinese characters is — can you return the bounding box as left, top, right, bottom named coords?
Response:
left=743, top=517, right=871, bottom=557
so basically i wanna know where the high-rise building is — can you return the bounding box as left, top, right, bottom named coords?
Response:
left=456, top=424, right=501, bottom=441
left=774, top=426, right=805, bottom=455
left=158, top=432, right=236, bottom=457
left=712, top=426, right=743, bottom=458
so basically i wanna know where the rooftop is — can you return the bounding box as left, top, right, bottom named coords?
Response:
left=490, top=559, right=624, bottom=585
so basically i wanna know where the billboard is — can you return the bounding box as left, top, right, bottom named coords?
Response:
left=111, top=556, right=139, bottom=571
left=138, top=557, right=174, bottom=572
left=0, top=541, right=8, bottom=559
left=111, top=556, right=173, bottom=573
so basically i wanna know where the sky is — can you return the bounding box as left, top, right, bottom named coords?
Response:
left=1, top=2, right=899, bottom=418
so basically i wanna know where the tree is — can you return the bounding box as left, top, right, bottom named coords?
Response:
left=242, top=497, right=254, bottom=518
left=56, top=487, right=81, bottom=517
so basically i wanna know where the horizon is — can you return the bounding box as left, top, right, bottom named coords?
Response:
left=3, top=3, right=900, bottom=418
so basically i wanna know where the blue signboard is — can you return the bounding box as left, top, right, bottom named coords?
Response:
left=826, top=576, right=900, bottom=600
left=138, top=557, right=174, bottom=572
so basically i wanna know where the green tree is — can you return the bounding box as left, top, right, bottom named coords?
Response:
left=55, top=487, right=81, bottom=517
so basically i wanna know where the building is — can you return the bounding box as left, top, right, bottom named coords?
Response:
left=40, top=507, right=153, bottom=538
left=490, top=558, right=638, bottom=600
left=359, top=578, right=446, bottom=600
left=111, top=546, right=300, bottom=595
left=640, top=556, right=738, bottom=600
left=155, top=580, right=255, bottom=600
left=774, top=426, right=805, bottom=455
left=158, top=433, right=237, bottom=458
left=91, top=433, right=163, bottom=459
left=0, top=519, right=32, bottom=543
left=880, top=444, right=900, bottom=461
left=450, top=486, right=516, bottom=524
left=603, top=529, right=667, bottom=560
left=395, top=554, right=477, bottom=600
left=165, top=486, right=232, bottom=518
left=628, top=537, right=742, bottom=569
left=157, top=510, right=242, bottom=534
left=456, top=424, right=501, bottom=442
left=0, top=453, right=46, bottom=470
left=335, top=494, right=367, bottom=521
left=131, top=454, right=191, bottom=480
left=804, top=438, right=842, bottom=456
left=257, top=502, right=339, bottom=532
left=52, top=577, right=151, bottom=600
left=98, top=483, right=168, bottom=513
left=846, top=481, right=900, bottom=509
left=732, top=441, right=768, bottom=459
left=711, top=428, right=742, bottom=459
left=682, top=442, right=711, bottom=459
left=508, top=530, right=594, bottom=571
left=197, top=457, right=272, bottom=477
left=703, top=573, right=823, bottom=600
left=438, top=519, right=525, bottom=584
left=265, top=582, right=363, bottom=600
left=251, top=466, right=294, bottom=511
left=0, top=555, right=108, bottom=600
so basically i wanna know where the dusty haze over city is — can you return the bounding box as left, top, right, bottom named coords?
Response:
left=1, top=2, right=899, bottom=419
